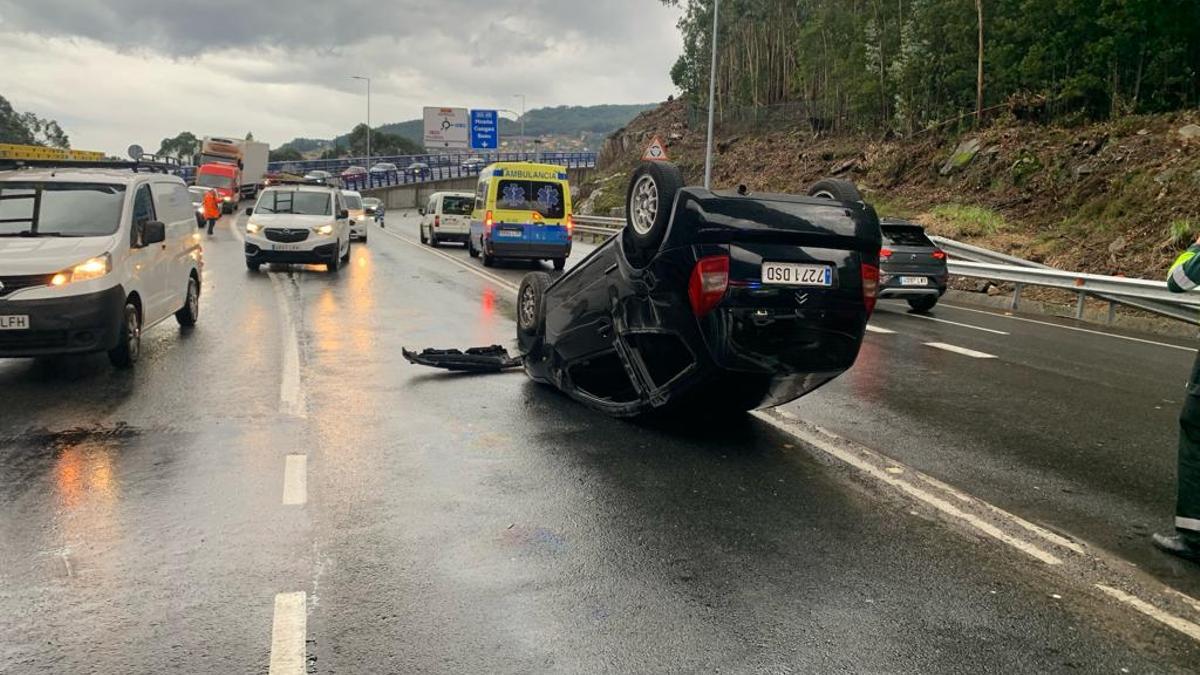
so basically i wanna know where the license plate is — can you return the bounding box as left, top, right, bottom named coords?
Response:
left=272, top=243, right=304, bottom=251
left=0, top=315, right=30, bottom=330
left=762, top=262, right=833, bottom=287
left=900, top=276, right=929, bottom=286
left=497, top=228, right=522, bottom=238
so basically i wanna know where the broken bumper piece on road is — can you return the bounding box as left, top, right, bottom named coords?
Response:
left=401, top=345, right=523, bottom=373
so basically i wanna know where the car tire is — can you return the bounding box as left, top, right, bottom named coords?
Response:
left=553, top=257, right=566, bottom=271
left=175, top=275, right=200, bottom=327
left=108, top=301, right=141, bottom=369
left=807, top=178, right=863, bottom=202
left=246, top=260, right=261, bottom=273
left=622, top=161, right=684, bottom=268
left=517, top=272, right=552, bottom=338
left=907, top=295, right=938, bottom=313
left=341, top=236, right=351, bottom=263
left=361, top=233, right=368, bottom=244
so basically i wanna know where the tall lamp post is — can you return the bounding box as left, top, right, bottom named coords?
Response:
left=513, top=94, right=526, bottom=156
left=703, top=0, right=719, bottom=189
left=351, top=75, right=371, bottom=168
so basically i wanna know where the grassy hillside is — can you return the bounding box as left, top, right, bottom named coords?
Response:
left=584, top=99, right=1200, bottom=280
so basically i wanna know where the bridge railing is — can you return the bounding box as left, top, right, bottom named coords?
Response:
left=267, top=151, right=597, bottom=176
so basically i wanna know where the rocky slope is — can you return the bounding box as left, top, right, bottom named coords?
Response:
left=582, top=99, right=1200, bottom=279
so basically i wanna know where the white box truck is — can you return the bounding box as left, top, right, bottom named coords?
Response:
left=196, top=137, right=269, bottom=211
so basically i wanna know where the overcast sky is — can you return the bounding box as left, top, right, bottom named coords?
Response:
left=0, top=0, right=683, bottom=154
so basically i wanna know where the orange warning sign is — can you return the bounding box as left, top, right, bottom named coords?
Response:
left=642, top=136, right=669, bottom=161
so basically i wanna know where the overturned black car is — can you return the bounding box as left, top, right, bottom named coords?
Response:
left=405, top=162, right=882, bottom=417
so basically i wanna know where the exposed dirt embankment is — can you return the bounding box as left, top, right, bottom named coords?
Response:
left=582, top=99, right=1200, bottom=280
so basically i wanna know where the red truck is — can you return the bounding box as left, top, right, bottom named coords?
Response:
left=195, top=136, right=269, bottom=213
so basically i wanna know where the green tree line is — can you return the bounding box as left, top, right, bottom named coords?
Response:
left=0, top=95, right=70, bottom=148
left=664, top=0, right=1200, bottom=133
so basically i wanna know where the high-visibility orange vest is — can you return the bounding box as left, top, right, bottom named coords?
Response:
left=202, top=190, right=221, bottom=219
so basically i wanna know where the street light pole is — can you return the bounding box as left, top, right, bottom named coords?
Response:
left=352, top=76, right=371, bottom=166
left=703, top=0, right=720, bottom=189
left=513, top=94, right=526, bottom=157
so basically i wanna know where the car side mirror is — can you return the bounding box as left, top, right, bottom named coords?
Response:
left=140, top=220, right=166, bottom=246
left=338, top=209, right=349, bottom=220
left=244, top=207, right=254, bottom=216
left=418, top=208, right=425, bottom=216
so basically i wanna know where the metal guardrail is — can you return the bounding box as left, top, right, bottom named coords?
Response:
left=931, top=236, right=1200, bottom=325
left=569, top=218, right=1198, bottom=326
left=266, top=151, right=597, bottom=176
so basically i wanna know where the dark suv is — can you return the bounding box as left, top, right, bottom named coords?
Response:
left=877, top=219, right=948, bottom=312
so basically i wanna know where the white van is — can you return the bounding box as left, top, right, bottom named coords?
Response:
left=419, top=191, right=474, bottom=246
left=0, top=163, right=204, bottom=367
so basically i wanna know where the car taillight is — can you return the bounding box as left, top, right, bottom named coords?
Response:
left=688, top=255, right=730, bottom=318
left=861, top=263, right=880, bottom=315
left=434, top=215, right=440, bottom=228
left=932, top=249, right=946, bottom=260
left=880, top=247, right=893, bottom=259
left=565, top=214, right=574, bottom=233
left=484, top=210, right=494, bottom=230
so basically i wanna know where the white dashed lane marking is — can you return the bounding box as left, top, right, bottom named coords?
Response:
left=925, top=342, right=997, bottom=359
left=902, top=311, right=1010, bottom=335
left=269, top=591, right=307, bottom=675
left=281, top=455, right=307, bottom=506
left=866, top=325, right=896, bottom=334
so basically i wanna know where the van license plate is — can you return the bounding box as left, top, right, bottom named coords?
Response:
left=900, top=276, right=929, bottom=286
left=272, top=243, right=303, bottom=251
left=762, top=262, right=832, bottom=287
left=0, top=315, right=30, bottom=330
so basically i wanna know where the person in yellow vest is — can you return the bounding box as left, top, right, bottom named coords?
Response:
left=202, top=189, right=221, bottom=236
left=1153, top=238, right=1200, bottom=562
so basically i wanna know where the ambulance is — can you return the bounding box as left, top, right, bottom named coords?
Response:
left=468, top=162, right=572, bottom=270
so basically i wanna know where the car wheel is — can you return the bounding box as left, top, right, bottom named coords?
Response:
left=808, top=178, right=863, bottom=202
left=246, top=260, right=261, bottom=273
left=175, top=275, right=200, bottom=327
left=341, top=236, right=351, bottom=262
left=622, top=161, right=684, bottom=268
left=907, top=295, right=938, bottom=313
left=108, top=301, right=141, bottom=369
left=553, top=257, right=566, bottom=271
left=517, top=272, right=552, bottom=338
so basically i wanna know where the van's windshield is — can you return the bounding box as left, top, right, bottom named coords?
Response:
left=0, top=182, right=126, bottom=237
left=442, top=196, right=473, bottom=216
left=496, top=180, right=565, bottom=218
left=256, top=191, right=331, bottom=216
left=343, top=194, right=363, bottom=210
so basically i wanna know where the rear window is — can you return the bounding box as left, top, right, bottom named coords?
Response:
left=442, top=196, right=473, bottom=216
left=495, top=180, right=565, bottom=218
left=256, top=190, right=331, bottom=216
left=882, top=225, right=933, bottom=247
left=0, top=182, right=126, bottom=237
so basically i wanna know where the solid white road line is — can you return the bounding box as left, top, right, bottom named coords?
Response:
left=269, top=273, right=307, bottom=418
left=269, top=591, right=307, bottom=675
left=901, top=311, right=1010, bottom=335
left=925, top=342, right=998, bottom=359
left=755, top=411, right=1063, bottom=565
left=1096, top=584, right=1200, bottom=642
left=940, top=302, right=1196, bottom=353
left=866, top=325, right=896, bottom=334
left=282, top=455, right=307, bottom=506
left=376, top=226, right=519, bottom=294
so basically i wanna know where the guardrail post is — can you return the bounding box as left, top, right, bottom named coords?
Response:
left=1075, top=291, right=1087, bottom=319
left=1011, top=283, right=1023, bottom=311
left=1107, top=301, right=1117, bottom=325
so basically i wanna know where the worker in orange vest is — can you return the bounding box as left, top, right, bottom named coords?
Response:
left=202, top=189, right=221, bottom=236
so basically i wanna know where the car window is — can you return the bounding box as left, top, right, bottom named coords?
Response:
left=882, top=225, right=934, bottom=247
left=475, top=181, right=488, bottom=211
left=495, top=180, right=565, bottom=218
left=132, top=184, right=156, bottom=223
left=442, top=196, right=473, bottom=216
left=343, top=194, right=363, bottom=209
left=256, top=190, right=332, bottom=215
left=0, top=182, right=126, bottom=237
left=151, top=181, right=193, bottom=225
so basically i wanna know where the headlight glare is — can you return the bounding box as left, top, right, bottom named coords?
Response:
left=52, top=254, right=112, bottom=286
left=316, top=224, right=334, bottom=235
left=246, top=222, right=261, bottom=234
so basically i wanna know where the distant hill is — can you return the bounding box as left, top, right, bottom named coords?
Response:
left=280, top=103, right=656, bottom=152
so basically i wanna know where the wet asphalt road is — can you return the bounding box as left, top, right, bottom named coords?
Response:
left=2, top=210, right=1200, bottom=673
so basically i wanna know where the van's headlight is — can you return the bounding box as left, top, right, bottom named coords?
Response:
left=222, top=196, right=232, bottom=202
left=51, top=253, right=112, bottom=286
left=246, top=222, right=261, bottom=234
left=315, top=224, right=334, bottom=236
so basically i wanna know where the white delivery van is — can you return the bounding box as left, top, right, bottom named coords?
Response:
left=419, top=191, right=474, bottom=247
left=0, top=159, right=204, bottom=368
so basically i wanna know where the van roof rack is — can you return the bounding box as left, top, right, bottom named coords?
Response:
left=0, top=156, right=183, bottom=174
